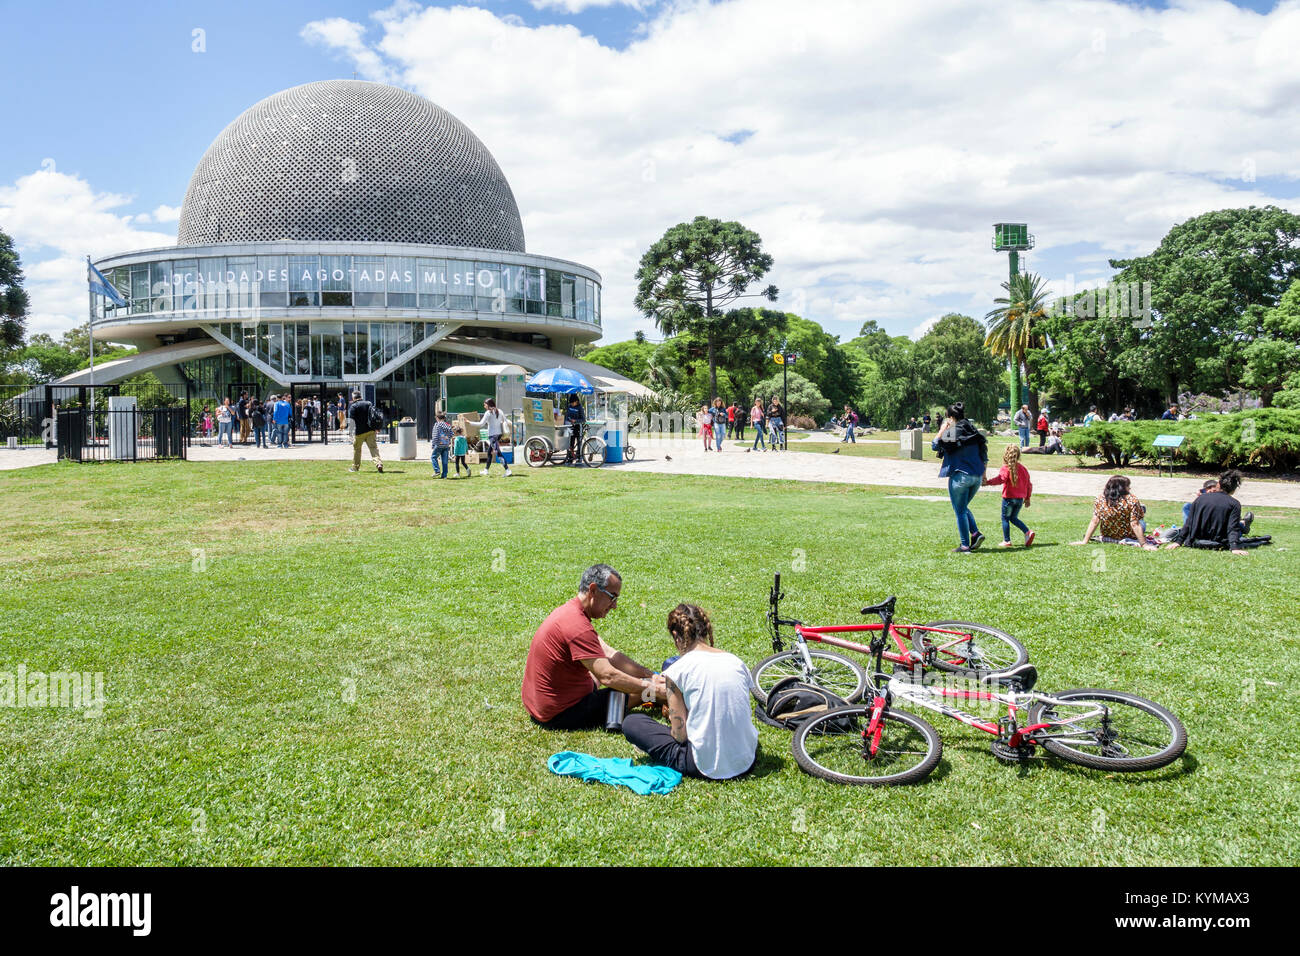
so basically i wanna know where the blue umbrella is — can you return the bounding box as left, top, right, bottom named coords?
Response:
left=526, top=366, right=595, bottom=394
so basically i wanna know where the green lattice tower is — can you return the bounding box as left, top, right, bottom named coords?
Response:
left=992, top=223, right=1034, bottom=412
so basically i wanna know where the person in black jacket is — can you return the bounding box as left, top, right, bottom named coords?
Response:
left=1165, top=470, right=1253, bottom=555
left=347, top=390, right=384, bottom=473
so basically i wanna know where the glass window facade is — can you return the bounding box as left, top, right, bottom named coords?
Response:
left=213, top=320, right=458, bottom=378
left=96, top=254, right=599, bottom=326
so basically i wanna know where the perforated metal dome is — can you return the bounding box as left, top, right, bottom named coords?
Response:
left=177, top=80, right=525, bottom=250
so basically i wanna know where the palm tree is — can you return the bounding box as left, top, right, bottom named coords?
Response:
left=642, top=350, right=681, bottom=391
left=985, top=272, right=1052, bottom=416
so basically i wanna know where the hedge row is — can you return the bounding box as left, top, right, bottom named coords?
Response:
left=1062, top=409, right=1300, bottom=471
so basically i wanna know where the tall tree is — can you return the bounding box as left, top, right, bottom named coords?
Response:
left=1109, top=206, right=1300, bottom=403
left=914, top=313, right=1004, bottom=425
left=634, top=216, right=778, bottom=401
left=0, top=230, right=30, bottom=354
left=985, top=272, right=1052, bottom=417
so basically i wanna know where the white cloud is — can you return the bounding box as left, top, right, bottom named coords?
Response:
left=297, top=0, right=1300, bottom=345
left=12, top=0, right=1300, bottom=346
left=0, top=169, right=175, bottom=338
left=530, top=0, right=656, bottom=12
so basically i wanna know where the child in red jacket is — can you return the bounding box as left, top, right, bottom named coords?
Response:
left=985, top=444, right=1036, bottom=547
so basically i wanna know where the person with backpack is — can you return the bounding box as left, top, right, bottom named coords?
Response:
left=473, top=398, right=512, bottom=476
left=984, top=444, right=1036, bottom=547
left=249, top=398, right=267, bottom=448
left=841, top=405, right=858, bottom=443
left=932, top=401, right=988, bottom=553
left=620, top=603, right=758, bottom=781
left=347, top=389, right=384, bottom=473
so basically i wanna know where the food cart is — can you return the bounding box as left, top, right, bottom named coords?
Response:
left=520, top=367, right=617, bottom=467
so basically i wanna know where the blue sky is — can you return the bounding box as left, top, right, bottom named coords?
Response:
left=3, top=0, right=1298, bottom=342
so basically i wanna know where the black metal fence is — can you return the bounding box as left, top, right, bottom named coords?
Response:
left=56, top=407, right=189, bottom=462
left=2, top=383, right=192, bottom=448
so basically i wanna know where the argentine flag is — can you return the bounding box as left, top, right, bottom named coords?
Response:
left=87, top=258, right=127, bottom=307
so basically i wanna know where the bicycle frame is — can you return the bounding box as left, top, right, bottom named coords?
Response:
left=768, top=576, right=979, bottom=674
left=880, top=673, right=1113, bottom=750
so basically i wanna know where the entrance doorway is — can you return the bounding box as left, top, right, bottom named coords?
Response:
left=288, top=383, right=334, bottom=444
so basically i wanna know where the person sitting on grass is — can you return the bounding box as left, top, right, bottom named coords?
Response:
left=983, top=444, right=1036, bottom=548
left=522, top=565, right=666, bottom=730
left=1165, top=470, right=1256, bottom=556
left=1072, top=476, right=1156, bottom=549
left=1024, top=426, right=1064, bottom=454
left=621, top=603, right=758, bottom=782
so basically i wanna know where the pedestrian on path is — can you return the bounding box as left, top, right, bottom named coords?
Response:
left=933, top=402, right=988, bottom=553
left=750, top=400, right=766, bottom=451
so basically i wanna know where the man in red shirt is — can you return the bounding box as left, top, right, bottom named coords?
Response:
left=522, top=565, right=666, bottom=729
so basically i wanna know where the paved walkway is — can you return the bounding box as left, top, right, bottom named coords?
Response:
left=617, top=436, right=1300, bottom=508
left=5, top=434, right=1299, bottom=508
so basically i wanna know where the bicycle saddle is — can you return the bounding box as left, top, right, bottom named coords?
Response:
left=979, top=662, right=1038, bottom=692
left=861, top=596, right=897, bottom=617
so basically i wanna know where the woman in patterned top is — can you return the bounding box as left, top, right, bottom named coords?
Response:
left=1072, top=476, right=1156, bottom=549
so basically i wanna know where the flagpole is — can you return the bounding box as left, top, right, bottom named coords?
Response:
left=86, top=255, right=96, bottom=388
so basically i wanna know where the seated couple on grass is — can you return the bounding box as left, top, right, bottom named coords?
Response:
left=521, top=564, right=758, bottom=782
left=1165, top=469, right=1267, bottom=555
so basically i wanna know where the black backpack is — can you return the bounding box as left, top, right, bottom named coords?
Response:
left=368, top=404, right=386, bottom=431
left=763, top=676, right=856, bottom=732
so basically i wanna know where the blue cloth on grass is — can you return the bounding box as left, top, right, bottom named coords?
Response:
left=547, top=751, right=682, bottom=795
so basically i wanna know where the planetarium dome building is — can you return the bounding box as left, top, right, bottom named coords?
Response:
left=80, top=80, right=641, bottom=419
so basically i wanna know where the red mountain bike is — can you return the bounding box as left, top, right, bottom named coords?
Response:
left=781, top=589, right=1187, bottom=785
left=751, top=573, right=1029, bottom=714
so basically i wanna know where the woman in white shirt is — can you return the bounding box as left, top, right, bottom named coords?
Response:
left=621, top=604, right=759, bottom=781
left=473, top=398, right=512, bottom=476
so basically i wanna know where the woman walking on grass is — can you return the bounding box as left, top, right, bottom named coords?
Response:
left=932, top=402, right=988, bottom=553
left=984, top=444, right=1036, bottom=547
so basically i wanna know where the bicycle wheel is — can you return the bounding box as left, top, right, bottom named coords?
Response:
left=918, top=620, right=1028, bottom=676
left=623, top=444, right=636, bottom=461
left=750, top=650, right=868, bottom=707
left=582, top=436, right=606, bottom=468
left=1028, top=688, right=1187, bottom=772
left=524, top=436, right=552, bottom=468
left=793, top=706, right=941, bottom=786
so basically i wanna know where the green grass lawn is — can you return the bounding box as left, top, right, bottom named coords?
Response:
left=1, top=460, right=1296, bottom=865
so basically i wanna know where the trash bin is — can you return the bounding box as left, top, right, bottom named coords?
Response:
left=397, top=420, right=417, bottom=460
left=603, top=425, right=624, bottom=464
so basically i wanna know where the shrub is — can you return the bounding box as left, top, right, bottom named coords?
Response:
left=1062, top=409, right=1300, bottom=471
left=788, top=415, right=818, bottom=430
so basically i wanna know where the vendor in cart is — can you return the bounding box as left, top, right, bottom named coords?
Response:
left=563, top=394, right=586, bottom=466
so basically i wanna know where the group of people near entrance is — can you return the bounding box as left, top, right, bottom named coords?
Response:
left=935, top=401, right=1263, bottom=555
left=522, top=565, right=758, bottom=781
left=202, top=392, right=358, bottom=448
